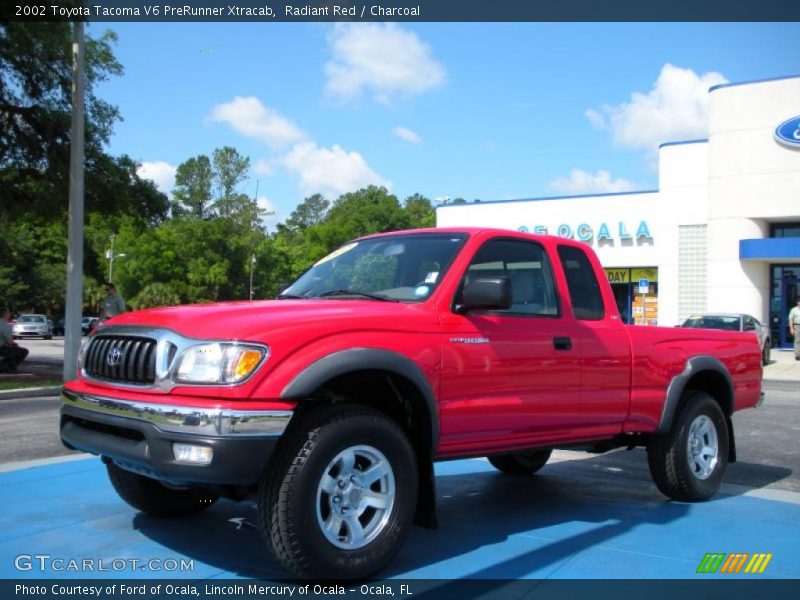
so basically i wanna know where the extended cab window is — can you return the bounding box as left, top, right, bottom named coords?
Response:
left=557, top=245, right=605, bottom=320
left=457, top=239, right=559, bottom=316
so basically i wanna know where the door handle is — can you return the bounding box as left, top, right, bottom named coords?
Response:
left=553, top=336, right=572, bottom=351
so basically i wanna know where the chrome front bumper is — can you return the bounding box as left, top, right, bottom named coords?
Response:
left=60, top=389, right=292, bottom=437
left=59, top=389, right=294, bottom=486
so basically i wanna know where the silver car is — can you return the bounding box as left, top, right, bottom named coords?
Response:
left=12, top=314, right=53, bottom=339
left=681, top=313, right=771, bottom=366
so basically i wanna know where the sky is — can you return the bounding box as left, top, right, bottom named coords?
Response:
left=93, top=22, right=800, bottom=228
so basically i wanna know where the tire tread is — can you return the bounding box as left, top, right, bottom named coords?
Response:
left=259, top=405, right=414, bottom=578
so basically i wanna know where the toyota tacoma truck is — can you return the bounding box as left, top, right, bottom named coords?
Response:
left=60, top=228, right=764, bottom=579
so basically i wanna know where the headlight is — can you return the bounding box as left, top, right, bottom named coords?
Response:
left=174, top=343, right=268, bottom=384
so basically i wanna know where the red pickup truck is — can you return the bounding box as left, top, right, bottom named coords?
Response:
left=61, top=228, right=763, bottom=579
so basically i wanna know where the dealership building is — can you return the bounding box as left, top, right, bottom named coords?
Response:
left=436, top=75, right=800, bottom=348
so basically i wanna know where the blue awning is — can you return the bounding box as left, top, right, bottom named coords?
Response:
left=740, top=237, right=800, bottom=261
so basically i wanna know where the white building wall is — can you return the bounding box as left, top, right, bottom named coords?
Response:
left=656, top=142, right=710, bottom=326
left=706, top=77, right=800, bottom=322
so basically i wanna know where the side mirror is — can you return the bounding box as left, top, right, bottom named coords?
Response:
left=456, top=277, right=512, bottom=313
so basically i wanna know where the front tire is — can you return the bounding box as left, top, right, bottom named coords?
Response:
left=259, top=405, right=418, bottom=579
left=762, top=341, right=771, bottom=366
left=647, top=392, right=729, bottom=501
left=488, top=449, right=552, bottom=475
left=106, top=462, right=218, bottom=517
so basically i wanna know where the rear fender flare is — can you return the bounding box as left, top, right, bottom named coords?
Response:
left=658, top=355, right=733, bottom=434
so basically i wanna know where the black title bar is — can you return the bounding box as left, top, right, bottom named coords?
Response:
left=4, top=0, right=800, bottom=22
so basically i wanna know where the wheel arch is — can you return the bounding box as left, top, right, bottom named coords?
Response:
left=658, top=356, right=736, bottom=462
left=281, top=348, right=439, bottom=528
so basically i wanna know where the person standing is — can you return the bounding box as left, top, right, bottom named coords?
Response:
left=789, top=297, right=800, bottom=361
left=100, top=283, right=127, bottom=322
left=0, top=307, right=29, bottom=371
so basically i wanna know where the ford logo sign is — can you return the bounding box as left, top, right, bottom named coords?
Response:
left=775, top=116, right=800, bottom=149
left=106, top=347, right=123, bottom=367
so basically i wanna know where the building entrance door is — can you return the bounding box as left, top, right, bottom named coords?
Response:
left=770, top=266, right=800, bottom=349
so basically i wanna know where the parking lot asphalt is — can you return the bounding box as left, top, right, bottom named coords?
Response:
left=1, top=449, right=798, bottom=580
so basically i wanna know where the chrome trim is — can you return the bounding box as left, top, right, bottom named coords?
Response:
left=61, top=390, right=292, bottom=437
left=81, top=325, right=269, bottom=392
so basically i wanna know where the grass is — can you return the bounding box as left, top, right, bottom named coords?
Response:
left=0, top=379, right=62, bottom=391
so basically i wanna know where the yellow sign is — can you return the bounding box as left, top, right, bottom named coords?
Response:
left=631, top=268, right=658, bottom=283
left=314, top=242, right=358, bottom=266
left=605, top=269, right=629, bottom=284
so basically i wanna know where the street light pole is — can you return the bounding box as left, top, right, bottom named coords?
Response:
left=105, top=233, right=127, bottom=283
left=63, top=21, right=85, bottom=382
left=107, top=234, right=115, bottom=282
left=249, top=254, right=256, bottom=301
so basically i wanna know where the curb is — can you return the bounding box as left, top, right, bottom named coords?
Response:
left=0, top=386, right=61, bottom=400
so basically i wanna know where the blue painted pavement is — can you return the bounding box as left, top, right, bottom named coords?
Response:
left=1, top=454, right=798, bottom=580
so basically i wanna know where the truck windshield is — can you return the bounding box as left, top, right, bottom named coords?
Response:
left=281, top=233, right=467, bottom=302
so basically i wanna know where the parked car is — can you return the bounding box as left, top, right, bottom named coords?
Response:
left=54, top=317, right=100, bottom=336
left=61, top=228, right=764, bottom=579
left=681, top=313, right=771, bottom=366
left=53, top=318, right=65, bottom=336
left=12, top=314, right=53, bottom=339
left=81, top=317, right=100, bottom=336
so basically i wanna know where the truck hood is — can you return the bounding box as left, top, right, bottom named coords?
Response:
left=102, top=299, right=438, bottom=341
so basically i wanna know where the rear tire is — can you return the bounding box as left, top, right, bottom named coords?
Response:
left=259, top=405, right=418, bottom=579
left=106, top=463, right=218, bottom=517
left=647, top=391, right=729, bottom=501
left=762, top=341, right=770, bottom=366
left=488, top=449, right=552, bottom=475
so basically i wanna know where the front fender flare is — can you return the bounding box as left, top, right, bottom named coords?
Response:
left=280, top=348, right=439, bottom=454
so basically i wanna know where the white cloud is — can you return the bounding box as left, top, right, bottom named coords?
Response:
left=136, top=161, right=177, bottom=195
left=281, top=142, right=388, bottom=198
left=256, top=195, right=280, bottom=229
left=208, top=97, right=306, bottom=148
left=253, top=158, right=274, bottom=177
left=325, top=24, right=446, bottom=104
left=586, top=64, right=727, bottom=153
left=548, top=169, right=639, bottom=195
left=392, top=126, right=422, bottom=144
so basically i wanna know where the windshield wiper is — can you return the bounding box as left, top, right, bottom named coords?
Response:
left=276, top=293, right=306, bottom=300
left=317, top=289, right=398, bottom=302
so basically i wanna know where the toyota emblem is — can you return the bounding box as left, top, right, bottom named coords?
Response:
left=107, top=347, right=124, bottom=367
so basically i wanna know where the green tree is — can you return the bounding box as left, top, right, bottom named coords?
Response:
left=315, top=186, right=408, bottom=248
left=0, top=22, right=123, bottom=221
left=278, top=193, right=330, bottom=236
left=403, top=193, right=436, bottom=228
left=130, top=282, right=181, bottom=310
left=172, top=155, right=214, bottom=219
left=213, top=146, right=250, bottom=211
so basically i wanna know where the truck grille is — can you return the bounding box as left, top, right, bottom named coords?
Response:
left=84, top=335, right=158, bottom=384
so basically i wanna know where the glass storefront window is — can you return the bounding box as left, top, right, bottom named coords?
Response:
left=770, top=223, right=800, bottom=238
left=769, top=265, right=800, bottom=348
left=604, top=267, right=658, bottom=325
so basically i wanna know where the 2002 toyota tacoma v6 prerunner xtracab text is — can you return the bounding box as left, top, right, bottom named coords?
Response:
left=60, top=228, right=764, bottom=579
